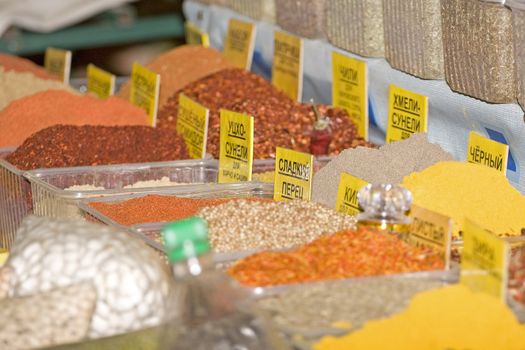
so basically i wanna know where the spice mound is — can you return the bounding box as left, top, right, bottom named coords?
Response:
left=6, top=125, right=189, bottom=170
left=0, top=67, right=76, bottom=111
left=158, top=68, right=373, bottom=159
left=198, top=199, right=357, bottom=253
left=228, top=227, right=445, bottom=287
left=0, top=90, right=150, bottom=148
left=117, top=45, right=232, bottom=108
left=258, top=276, right=444, bottom=338
left=402, top=161, right=525, bottom=237
left=312, top=133, right=453, bottom=209
left=88, top=195, right=268, bottom=226
left=314, top=285, right=525, bottom=350
left=0, top=53, right=59, bottom=81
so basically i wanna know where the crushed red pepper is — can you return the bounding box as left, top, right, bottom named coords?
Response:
left=89, top=195, right=269, bottom=226
left=6, top=125, right=189, bottom=170
left=229, top=227, right=445, bottom=287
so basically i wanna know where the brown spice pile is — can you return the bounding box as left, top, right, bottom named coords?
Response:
left=0, top=90, right=150, bottom=148
left=117, top=45, right=232, bottom=109
left=6, top=125, right=189, bottom=170
left=0, top=53, right=59, bottom=81
left=89, top=196, right=266, bottom=226
left=158, top=68, right=373, bottom=159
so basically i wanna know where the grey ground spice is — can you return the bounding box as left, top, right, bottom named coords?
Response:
left=326, top=0, right=385, bottom=58
left=275, top=0, right=326, bottom=39
left=383, top=0, right=444, bottom=79
left=512, top=8, right=525, bottom=110
left=312, top=133, right=453, bottom=209
left=257, top=277, right=444, bottom=338
left=442, top=0, right=516, bottom=103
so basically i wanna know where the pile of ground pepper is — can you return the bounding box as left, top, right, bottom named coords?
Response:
left=88, top=196, right=267, bottom=226
left=6, top=125, right=189, bottom=170
left=402, top=161, right=525, bottom=237
left=158, top=68, right=373, bottom=159
left=0, top=90, right=150, bottom=148
left=0, top=53, right=59, bottom=81
left=312, top=133, right=453, bottom=209
left=0, top=68, right=76, bottom=111
left=117, top=45, right=232, bottom=108
left=228, top=227, right=444, bottom=287
left=314, top=285, right=525, bottom=350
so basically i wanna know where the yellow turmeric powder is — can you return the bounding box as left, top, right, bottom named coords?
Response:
left=402, top=161, right=525, bottom=237
left=314, top=284, right=525, bottom=350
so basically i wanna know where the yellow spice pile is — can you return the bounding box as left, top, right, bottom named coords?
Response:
left=402, top=161, right=525, bottom=237
left=315, top=284, right=525, bottom=350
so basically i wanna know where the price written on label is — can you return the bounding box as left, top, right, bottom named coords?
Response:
left=177, top=94, right=209, bottom=159
left=44, top=47, right=72, bottom=84
left=218, top=110, right=254, bottom=183
left=272, top=31, right=304, bottom=102
left=223, top=18, right=256, bottom=70
left=408, top=205, right=452, bottom=269
left=332, top=51, right=369, bottom=140
left=386, top=85, right=428, bottom=143
left=273, top=147, right=313, bottom=201
left=130, top=63, right=160, bottom=127
left=185, top=21, right=210, bottom=47
left=467, top=131, right=509, bottom=174
left=87, top=64, right=115, bottom=99
left=335, top=172, right=369, bottom=216
left=461, top=219, right=509, bottom=301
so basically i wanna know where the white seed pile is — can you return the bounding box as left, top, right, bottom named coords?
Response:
left=197, top=199, right=357, bottom=253
left=0, top=283, right=96, bottom=349
left=258, top=276, right=444, bottom=339
left=312, top=133, right=453, bottom=209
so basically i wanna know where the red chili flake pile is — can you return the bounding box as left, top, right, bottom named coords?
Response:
left=0, top=90, right=150, bottom=148
left=229, top=227, right=445, bottom=287
left=158, top=68, right=374, bottom=159
left=6, top=125, right=189, bottom=170
left=88, top=195, right=268, bottom=226
left=509, top=242, right=525, bottom=305
left=0, top=53, right=59, bottom=81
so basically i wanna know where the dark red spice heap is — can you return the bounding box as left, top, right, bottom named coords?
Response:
left=158, top=68, right=374, bottom=159
left=7, top=125, right=189, bottom=170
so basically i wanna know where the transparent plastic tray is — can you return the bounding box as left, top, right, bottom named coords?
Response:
left=25, top=159, right=221, bottom=222
left=0, top=148, right=31, bottom=249
left=79, top=182, right=273, bottom=261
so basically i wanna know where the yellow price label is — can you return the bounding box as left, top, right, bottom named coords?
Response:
left=273, top=147, right=313, bottom=201
left=177, top=94, right=209, bottom=159
left=467, top=131, right=509, bottom=174
left=185, top=21, right=210, bottom=47
left=130, top=63, right=160, bottom=127
left=408, top=205, right=452, bottom=269
left=87, top=64, right=115, bottom=99
left=44, top=47, right=72, bottom=84
left=332, top=51, right=369, bottom=140
left=335, top=172, right=369, bottom=216
left=0, top=249, right=8, bottom=267
left=272, top=31, right=303, bottom=102
left=223, top=18, right=256, bottom=70
left=386, top=85, right=428, bottom=143
left=461, top=219, right=509, bottom=301
left=218, top=109, right=254, bottom=183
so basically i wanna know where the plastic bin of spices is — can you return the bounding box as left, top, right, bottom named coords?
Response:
left=275, top=0, right=326, bottom=39
left=0, top=147, right=30, bottom=249
left=508, top=0, right=525, bottom=110
left=441, top=0, right=516, bottom=103
left=24, top=159, right=220, bottom=222
left=226, top=0, right=276, bottom=23
left=382, top=0, right=444, bottom=79
left=325, top=0, right=385, bottom=58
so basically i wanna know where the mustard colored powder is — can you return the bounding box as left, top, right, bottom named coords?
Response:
left=314, top=285, right=525, bottom=350
left=402, top=161, right=525, bottom=237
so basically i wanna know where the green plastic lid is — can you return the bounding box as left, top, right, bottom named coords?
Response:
left=161, top=217, right=210, bottom=263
